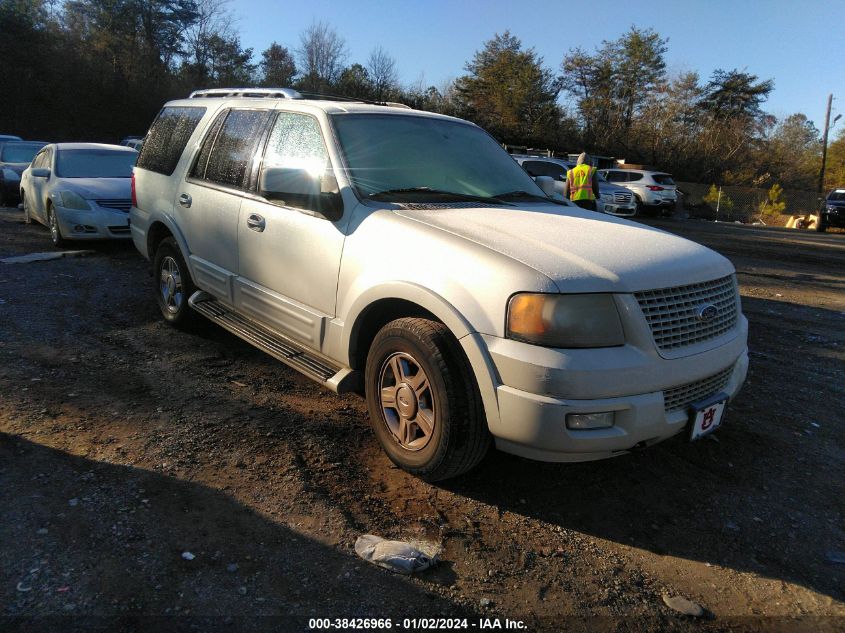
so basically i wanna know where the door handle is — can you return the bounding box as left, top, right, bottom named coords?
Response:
left=178, top=193, right=192, bottom=208
left=246, top=213, right=266, bottom=232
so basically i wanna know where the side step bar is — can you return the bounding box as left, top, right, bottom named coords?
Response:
left=188, top=291, right=361, bottom=394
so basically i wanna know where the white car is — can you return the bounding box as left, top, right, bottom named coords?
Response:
left=20, top=143, right=138, bottom=247
left=513, top=155, right=637, bottom=216
left=130, top=88, right=747, bottom=480
left=599, top=168, right=678, bottom=216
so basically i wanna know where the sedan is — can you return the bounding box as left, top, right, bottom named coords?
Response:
left=20, top=143, right=138, bottom=247
left=0, top=141, right=49, bottom=206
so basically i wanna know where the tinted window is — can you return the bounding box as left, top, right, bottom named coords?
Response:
left=605, top=171, right=625, bottom=182
left=522, top=160, right=567, bottom=181
left=828, top=191, right=845, bottom=202
left=652, top=173, right=675, bottom=185
left=204, top=110, right=269, bottom=188
left=264, top=112, right=329, bottom=174
left=190, top=111, right=228, bottom=180
left=56, top=149, right=137, bottom=178
left=627, top=172, right=643, bottom=182
left=137, top=106, right=206, bottom=176
left=1, top=142, right=46, bottom=163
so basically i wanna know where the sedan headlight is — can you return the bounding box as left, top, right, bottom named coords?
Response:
left=59, top=191, right=91, bottom=210
left=507, top=293, right=624, bottom=348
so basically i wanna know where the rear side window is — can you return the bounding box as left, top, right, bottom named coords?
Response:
left=606, top=171, right=626, bottom=182
left=190, top=111, right=228, bottom=180
left=203, top=109, right=270, bottom=188
left=522, top=160, right=567, bottom=181
left=627, top=172, right=643, bottom=182
left=652, top=173, right=675, bottom=185
left=137, top=106, right=206, bottom=176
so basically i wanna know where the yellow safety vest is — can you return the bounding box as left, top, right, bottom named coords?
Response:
left=567, top=164, right=596, bottom=201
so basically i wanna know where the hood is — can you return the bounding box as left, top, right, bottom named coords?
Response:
left=597, top=181, right=632, bottom=196
left=394, top=204, right=734, bottom=293
left=58, top=177, right=131, bottom=200
left=1, top=163, right=28, bottom=175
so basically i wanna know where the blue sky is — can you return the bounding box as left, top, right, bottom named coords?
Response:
left=233, top=0, right=843, bottom=133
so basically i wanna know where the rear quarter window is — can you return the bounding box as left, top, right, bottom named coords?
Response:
left=137, top=106, right=206, bottom=176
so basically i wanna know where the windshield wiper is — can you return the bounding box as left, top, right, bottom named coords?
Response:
left=494, top=190, right=565, bottom=204
left=367, top=187, right=505, bottom=204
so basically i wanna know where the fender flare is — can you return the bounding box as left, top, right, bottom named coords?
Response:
left=342, top=281, right=502, bottom=429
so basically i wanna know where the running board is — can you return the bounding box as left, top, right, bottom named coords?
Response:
left=188, top=291, right=360, bottom=394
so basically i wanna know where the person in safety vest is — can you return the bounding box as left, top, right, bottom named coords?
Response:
left=562, top=152, right=601, bottom=211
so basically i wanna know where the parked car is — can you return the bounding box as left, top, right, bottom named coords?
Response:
left=817, top=189, right=845, bottom=232
left=20, top=143, right=138, bottom=247
left=0, top=134, right=23, bottom=159
left=599, top=168, right=678, bottom=216
left=130, top=88, right=748, bottom=481
left=120, top=136, right=144, bottom=151
left=513, top=155, right=637, bottom=216
left=0, top=141, right=49, bottom=206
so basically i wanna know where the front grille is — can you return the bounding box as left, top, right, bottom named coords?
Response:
left=664, top=367, right=733, bottom=412
left=635, top=275, right=738, bottom=351
left=613, top=191, right=633, bottom=204
left=96, top=199, right=131, bottom=212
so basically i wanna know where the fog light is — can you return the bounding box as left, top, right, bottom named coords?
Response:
left=73, top=224, right=84, bottom=232
left=566, top=412, right=614, bottom=430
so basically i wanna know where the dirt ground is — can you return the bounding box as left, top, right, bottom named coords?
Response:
left=0, top=207, right=843, bottom=633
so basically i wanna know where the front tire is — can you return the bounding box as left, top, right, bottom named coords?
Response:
left=153, top=237, right=198, bottom=328
left=365, top=317, right=490, bottom=481
left=47, top=205, right=67, bottom=248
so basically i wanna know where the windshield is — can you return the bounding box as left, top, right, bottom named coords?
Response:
left=0, top=143, right=45, bottom=163
left=55, top=149, right=137, bottom=178
left=331, top=114, right=545, bottom=200
left=828, top=191, right=845, bottom=202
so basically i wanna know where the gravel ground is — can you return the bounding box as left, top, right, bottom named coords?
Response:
left=0, top=207, right=843, bottom=633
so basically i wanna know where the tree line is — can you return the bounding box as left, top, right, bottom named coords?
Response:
left=1, top=0, right=841, bottom=190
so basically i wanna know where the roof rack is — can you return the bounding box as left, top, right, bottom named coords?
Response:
left=297, top=91, right=412, bottom=108
left=188, top=87, right=303, bottom=99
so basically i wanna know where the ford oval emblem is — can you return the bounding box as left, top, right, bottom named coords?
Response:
left=696, top=304, right=719, bottom=322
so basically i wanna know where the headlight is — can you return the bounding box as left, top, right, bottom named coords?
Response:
left=506, top=293, right=624, bottom=348
left=59, top=191, right=91, bottom=210
left=827, top=206, right=838, bottom=213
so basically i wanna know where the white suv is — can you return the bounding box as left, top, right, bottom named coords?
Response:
left=129, top=88, right=748, bottom=480
left=600, top=168, right=678, bottom=216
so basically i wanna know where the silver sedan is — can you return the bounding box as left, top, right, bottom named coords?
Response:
left=20, top=143, right=137, bottom=247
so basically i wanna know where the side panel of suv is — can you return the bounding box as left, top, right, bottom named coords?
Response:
left=131, top=90, right=748, bottom=481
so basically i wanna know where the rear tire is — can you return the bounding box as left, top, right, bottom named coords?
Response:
left=22, top=192, right=32, bottom=224
left=365, top=317, right=490, bottom=481
left=153, top=237, right=198, bottom=329
left=815, top=217, right=827, bottom=232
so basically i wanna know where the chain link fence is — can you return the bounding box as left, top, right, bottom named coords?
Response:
left=676, top=182, right=822, bottom=225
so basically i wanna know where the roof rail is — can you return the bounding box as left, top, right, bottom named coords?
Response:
left=188, top=87, right=303, bottom=99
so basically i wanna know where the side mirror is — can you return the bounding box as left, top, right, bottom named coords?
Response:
left=259, top=167, right=343, bottom=221
left=31, top=167, right=51, bottom=179
left=533, top=176, right=556, bottom=197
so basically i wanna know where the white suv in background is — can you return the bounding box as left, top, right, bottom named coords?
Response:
left=599, top=168, right=677, bottom=216
left=129, top=88, right=747, bottom=481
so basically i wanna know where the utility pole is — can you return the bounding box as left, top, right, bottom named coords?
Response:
left=818, top=93, right=833, bottom=195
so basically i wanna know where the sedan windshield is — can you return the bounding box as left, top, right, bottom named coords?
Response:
left=1, top=143, right=45, bottom=163
left=331, top=114, right=545, bottom=201
left=55, top=150, right=137, bottom=178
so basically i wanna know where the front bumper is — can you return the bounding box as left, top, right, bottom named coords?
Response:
left=601, top=201, right=637, bottom=217
left=480, top=314, right=749, bottom=462
left=54, top=205, right=132, bottom=240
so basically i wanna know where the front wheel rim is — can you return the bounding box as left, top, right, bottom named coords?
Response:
left=49, top=210, right=59, bottom=242
left=159, top=256, right=184, bottom=314
left=378, top=352, right=436, bottom=451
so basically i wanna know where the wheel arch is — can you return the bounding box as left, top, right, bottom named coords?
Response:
left=342, top=283, right=501, bottom=430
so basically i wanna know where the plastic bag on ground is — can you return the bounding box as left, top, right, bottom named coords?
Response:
left=354, top=534, right=439, bottom=575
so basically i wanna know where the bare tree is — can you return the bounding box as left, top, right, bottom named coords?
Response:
left=296, top=20, right=347, bottom=92
left=367, top=46, right=398, bottom=101
left=183, top=0, right=235, bottom=74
